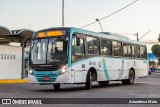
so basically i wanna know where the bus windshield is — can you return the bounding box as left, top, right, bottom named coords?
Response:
left=30, top=37, right=68, bottom=65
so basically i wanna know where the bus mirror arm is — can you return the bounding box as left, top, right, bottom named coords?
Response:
left=30, top=38, right=35, bottom=50
left=76, top=37, right=80, bottom=46
left=73, top=34, right=80, bottom=46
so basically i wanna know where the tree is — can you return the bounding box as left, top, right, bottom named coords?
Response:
left=151, top=44, right=160, bottom=57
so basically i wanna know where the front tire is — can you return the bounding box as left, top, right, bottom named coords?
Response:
left=53, top=84, right=60, bottom=90
left=85, top=71, right=92, bottom=90
left=122, top=69, right=135, bottom=85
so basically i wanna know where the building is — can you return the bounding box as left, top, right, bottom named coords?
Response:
left=0, top=26, right=34, bottom=79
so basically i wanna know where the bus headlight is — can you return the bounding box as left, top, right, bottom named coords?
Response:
left=29, top=69, right=34, bottom=75
left=61, top=66, right=67, bottom=74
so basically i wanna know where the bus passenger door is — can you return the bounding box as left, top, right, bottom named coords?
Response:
left=71, top=34, right=86, bottom=83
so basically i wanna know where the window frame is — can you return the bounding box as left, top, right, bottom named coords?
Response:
left=123, top=42, right=132, bottom=58
left=71, top=32, right=147, bottom=61
left=140, top=45, right=147, bottom=59
left=71, top=33, right=86, bottom=63
left=100, top=38, right=112, bottom=56
left=112, top=40, right=123, bottom=57
left=86, top=35, right=100, bottom=56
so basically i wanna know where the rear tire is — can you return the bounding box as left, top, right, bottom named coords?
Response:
left=98, top=81, right=109, bottom=86
left=122, top=69, right=135, bottom=85
left=53, top=84, right=60, bottom=90
left=85, top=71, right=92, bottom=90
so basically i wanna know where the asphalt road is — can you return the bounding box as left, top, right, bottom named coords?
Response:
left=0, top=72, right=160, bottom=107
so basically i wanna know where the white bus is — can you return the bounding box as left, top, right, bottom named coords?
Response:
left=29, top=27, right=148, bottom=90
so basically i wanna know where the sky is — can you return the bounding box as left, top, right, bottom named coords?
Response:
left=0, top=0, right=160, bottom=41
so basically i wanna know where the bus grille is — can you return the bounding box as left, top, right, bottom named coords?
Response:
left=33, top=66, right=60, bottom=71
left=35, top=73, right=58, bottom=82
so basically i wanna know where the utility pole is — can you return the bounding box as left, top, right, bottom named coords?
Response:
left=62, top=0, right=64, bottom=27
left=96, top=19, right=103, bottom=32
left=158, top=34, right=160, bottom=42
left=134, top=33, right=139, bottom=41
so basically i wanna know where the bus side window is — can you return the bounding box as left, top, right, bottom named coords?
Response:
left=140, top=46, right=147, bottom=59
left=112, top=41, right=123, bottom=57
left=135, top=45, right=140, bottom=58
left=144, top=47, right=147, bottom=58
left=132, top=45, right=135, bottom=58
left=123, top=43, right=132, bottom=57
left=101, top=39, right=112, bottom=56
left=72, top=36, right=85, bottom=63
left=86, top=36, right=99, bottom=55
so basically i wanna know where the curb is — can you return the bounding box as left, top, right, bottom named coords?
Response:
left=0, top=79, right=29, bottom=84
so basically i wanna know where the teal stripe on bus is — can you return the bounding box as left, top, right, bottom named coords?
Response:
left=102, top=58, right=110, bottom=80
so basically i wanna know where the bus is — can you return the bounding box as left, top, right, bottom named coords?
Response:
left=28, top=27, right=148, bottom=90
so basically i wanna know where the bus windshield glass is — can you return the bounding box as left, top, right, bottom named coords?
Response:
left=30, top=36, right=68, bottom=65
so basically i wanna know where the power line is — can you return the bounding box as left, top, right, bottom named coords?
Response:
left=138, top=30, right=151, bottom=41
left=80, top=0, right=139, bottom=28
left=116, top=30, right=151, bottom=41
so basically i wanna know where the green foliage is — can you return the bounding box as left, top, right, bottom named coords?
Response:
left=151, top=44, right=160, bottom=57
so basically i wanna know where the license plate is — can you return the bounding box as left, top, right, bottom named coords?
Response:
left=42, top=76, right=50, bottom=81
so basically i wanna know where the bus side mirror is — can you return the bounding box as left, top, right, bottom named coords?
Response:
left=30, top=38, right=34, bottom=50
left=76, top=37, right=80, bottom=46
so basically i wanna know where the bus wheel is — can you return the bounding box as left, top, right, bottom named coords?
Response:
left=122, top=69, right=135, bottom=85
left=53, top=84, right=60, bottom=90
left=85, top=71, right=92, bottom=90
left=98, top=81, right=109, bottom=86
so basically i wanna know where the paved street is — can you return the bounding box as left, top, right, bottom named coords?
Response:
left=0, top=72, right=160, bottom=107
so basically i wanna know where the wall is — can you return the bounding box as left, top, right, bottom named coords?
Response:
left=0, top=45, right=22, bottom=79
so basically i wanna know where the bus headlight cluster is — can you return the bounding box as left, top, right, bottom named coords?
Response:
left=29, top=69, right=34, bottom=75
left=61, top=66, right=67, bottom=74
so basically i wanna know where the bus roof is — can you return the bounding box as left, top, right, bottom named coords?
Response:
left=35, top=27, right=146, bottom=46
left=71, top=27, right=146, bottom=46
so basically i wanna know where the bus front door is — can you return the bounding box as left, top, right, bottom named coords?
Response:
left=71, top=35, right=86, bottom=83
